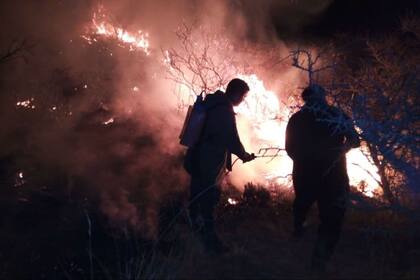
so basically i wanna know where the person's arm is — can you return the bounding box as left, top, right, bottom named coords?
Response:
left=285, top=114, right=298, bottom=161
left=342, top=113, right=361, bottom=151
left=222, top=107, right=254, bottom=161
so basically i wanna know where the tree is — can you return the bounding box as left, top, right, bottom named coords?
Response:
left=163, top=23, right=242, bottom=110
left=319, top=17, right=420, bottom=205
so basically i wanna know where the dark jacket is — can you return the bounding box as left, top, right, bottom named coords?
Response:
left=285, top=104, right=360, bottom=182
left=196, top=91, right=246, bottom=173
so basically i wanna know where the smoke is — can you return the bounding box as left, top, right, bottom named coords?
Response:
left=228, top=0, right=334, bottom=42
left=0, top=0, right=338, bottom=235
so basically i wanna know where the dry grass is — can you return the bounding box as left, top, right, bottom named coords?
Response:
left=1, top=184, right=419, bottom=279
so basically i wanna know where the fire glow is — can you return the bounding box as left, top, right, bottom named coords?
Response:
left=83, top=6, right=150, bottom=54
left=233, top=74, right=381, bottom=197
left=82, top=7, right=381, bottom=197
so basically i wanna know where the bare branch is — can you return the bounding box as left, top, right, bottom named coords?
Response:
left=0, top=39, right=30, bottom=64
left=290, top=47, right=333, bottom=85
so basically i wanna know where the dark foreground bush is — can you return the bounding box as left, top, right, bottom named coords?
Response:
left=1, top=183, right=420, bottom=279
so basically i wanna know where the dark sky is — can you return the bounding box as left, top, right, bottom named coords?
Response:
left=244, top=0, right=420, bottom=42
left=305, top=0, right=420, bottom=37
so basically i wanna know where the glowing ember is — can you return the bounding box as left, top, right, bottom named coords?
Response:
left=103, top=117, right=114, bottom=125
left=83, top=6, right=150, bottom=55
left=16, top=98, right=36, bottom=109
left=14, top=171, right=25, bottom=187
left=227, top=198, right=238, bottom=205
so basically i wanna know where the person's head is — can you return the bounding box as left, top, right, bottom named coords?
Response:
left=301, top=84, right=327, bottom=105
left=225, top=78, right=249, bottom=106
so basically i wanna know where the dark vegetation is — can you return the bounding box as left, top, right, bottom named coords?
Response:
left=1, top=181, right=419, bottom=279
left=289, top=16, right=420, bottom=205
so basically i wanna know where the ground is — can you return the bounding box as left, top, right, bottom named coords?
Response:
left=1, top=184, right=419, bottom=279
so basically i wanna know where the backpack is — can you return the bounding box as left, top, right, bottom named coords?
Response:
left=179, top=93, right=206, bottom=147
left=179, top=94, right=207, bottom=174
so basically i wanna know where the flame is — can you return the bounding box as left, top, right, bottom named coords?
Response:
left=346, top=148, right=382, bottom=197
left=83, top=6, right=150, bottom=55
left=232, top=74, right=381, bottom=197
left=229, top=74, right=294, bottom=187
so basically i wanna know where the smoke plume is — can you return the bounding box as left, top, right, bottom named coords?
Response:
left=3, top=0, right=411, bottom=234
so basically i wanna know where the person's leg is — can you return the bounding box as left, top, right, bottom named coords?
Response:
left=187, top=148, right=204, bottom=231
left=197, top=158, right=226, bottom=253
left=292, top=175, right=317, bottom=237
left=188, top=173, right=204, bottom=232
left=312, top=182, right=347, bottom=270
left=198, top=185, right=225, bottom=252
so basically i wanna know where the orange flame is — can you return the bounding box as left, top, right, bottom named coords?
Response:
left=83, top=6, right=150, bottom=54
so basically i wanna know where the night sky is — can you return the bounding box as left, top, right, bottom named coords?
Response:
left=306, top=0, right=420, bottom=36
left=237, top=0, right=420, bottom=42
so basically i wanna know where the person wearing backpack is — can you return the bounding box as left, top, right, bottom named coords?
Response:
left=185, top=78, right=256, bottom=254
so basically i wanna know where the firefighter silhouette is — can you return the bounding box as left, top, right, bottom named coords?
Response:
left=185, top=78, right=255, bottom=254
left=285, top=84, right=360, bottom=271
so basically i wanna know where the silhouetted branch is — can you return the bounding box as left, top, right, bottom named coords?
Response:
left=163, top=23, right=239, bottom=109
left=0, top=39, right=30, bottom=64
left=290, top=46, right=333, bottom=85
left=324, top=16, right=420, bottom=203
